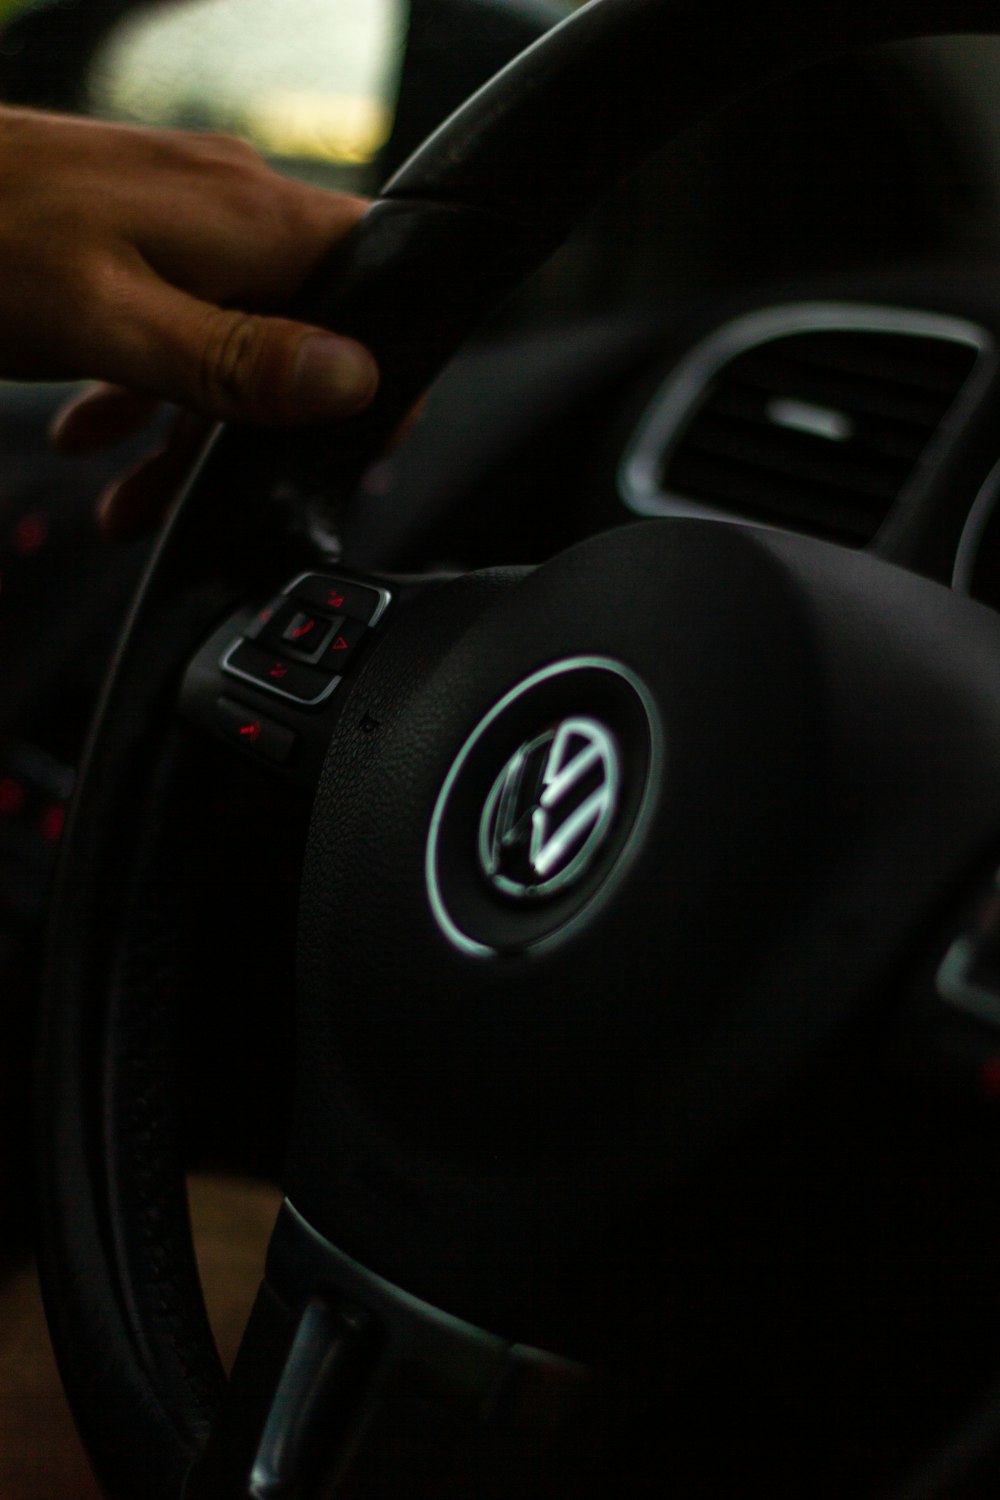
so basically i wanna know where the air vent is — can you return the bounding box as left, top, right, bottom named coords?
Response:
left=619, top=304, right=994, bottom=545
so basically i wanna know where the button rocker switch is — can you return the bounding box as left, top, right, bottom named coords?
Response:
left=321, top=617, right=366, bottom=671
left=290, top=574, right=389, bottom=625
left=221, top=640, right=340, bottom=707
left=215, top=698, right=297, bottom=764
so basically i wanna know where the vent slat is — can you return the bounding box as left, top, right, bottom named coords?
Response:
left=730, top=356, right=953, bottom=428
left=643, top=313, right=988, bottom=545
left=707, top=385, right=932, bottom=464
left=668, top=451, right=880, bottom=542
left=774, top=329, right=978, bottom=393
left=681, top=410, right=910, bottom=501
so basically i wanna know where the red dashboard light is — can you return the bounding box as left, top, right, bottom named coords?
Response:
left=13, top=511, right=49, bottom=555
left=979, top=1055, right=1000, bottom=1101
left=0, top=777, right=25, bottom=816
left=39, top=804, right=66, bottom=844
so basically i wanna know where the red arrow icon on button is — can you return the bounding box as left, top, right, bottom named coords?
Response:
left=331, top=636, right=348, bottom=651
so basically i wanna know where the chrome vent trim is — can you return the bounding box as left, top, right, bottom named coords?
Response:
left=619, top=302, right=995, bottom=545
left=952, top=454, right=1000, bottom=595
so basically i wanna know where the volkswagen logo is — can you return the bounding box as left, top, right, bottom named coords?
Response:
left=425, top=657, right=659, bottom=958
left=478, top=717, right=621, bottom=900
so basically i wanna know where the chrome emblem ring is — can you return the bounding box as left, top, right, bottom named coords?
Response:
left=478, top=717, right=620, bottom=899
left=425, top=656, right=661, bottom=958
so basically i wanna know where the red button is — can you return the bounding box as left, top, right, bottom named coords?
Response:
left=284, top=612, right=321, bottom=644
left=223, top=642, right=338, bottom=707
left=276, top=608, right=341, bottom=662
left=216, top=698, right=298, bottom=763
left=323, top=617, right=367, bottom=669
left=290, top=574, right=385, bottom=625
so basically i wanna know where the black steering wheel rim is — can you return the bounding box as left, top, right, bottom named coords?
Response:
left=36, top=3, right=1000, bottom=1498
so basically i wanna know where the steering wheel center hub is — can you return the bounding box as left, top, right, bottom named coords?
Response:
left=427, top=657, right=658, bottom=955
left=294, top=520, right=837, bottom=1186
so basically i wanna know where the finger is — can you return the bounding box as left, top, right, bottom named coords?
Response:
left=96, top=394, right=425, bottom=543
left=131, top=159, right=370, bottom=310
left=95, top=420, right=207, bottom=540
left=95, top=445, right=188, bottom=541
left=106, top=270, right=379, bottom=428
left=49, top=382, right=161, bottom=454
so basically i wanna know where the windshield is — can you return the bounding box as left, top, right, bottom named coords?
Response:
left=87, top=0, right=406, bottom=189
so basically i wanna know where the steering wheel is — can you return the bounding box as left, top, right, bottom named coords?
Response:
left=36, top=2, right=1000, bottom=1497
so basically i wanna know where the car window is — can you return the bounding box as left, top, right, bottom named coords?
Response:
left=85, top=0, right=406, bottom=192
left=0, top=0, right=49, bottom=18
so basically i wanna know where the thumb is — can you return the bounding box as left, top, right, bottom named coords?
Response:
left=116, top=281, right=378, bottom=426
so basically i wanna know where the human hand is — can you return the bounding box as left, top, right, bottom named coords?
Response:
left=0, top=107, right=379, bottom=534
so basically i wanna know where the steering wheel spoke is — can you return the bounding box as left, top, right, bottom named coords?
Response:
left=184, top=1277, right=377, bottom=1500
left=186, top=1201, right=605, bottom=1500
left=880, top=856, right=1000, bottom=1110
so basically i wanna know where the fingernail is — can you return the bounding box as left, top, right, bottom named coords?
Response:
left=292, top=334, right=378, bottom=419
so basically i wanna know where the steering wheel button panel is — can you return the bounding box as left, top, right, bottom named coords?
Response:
left=221, top=640, right=340, bottom=708
left=289, top=573, right=388, bottom=625
left=214, top=697, right=298, bottom=765
left=180, top=571, right=395, bottom=797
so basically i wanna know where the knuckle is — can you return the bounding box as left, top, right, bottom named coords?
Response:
left=178, top=131, right=270, bottom=206
left=207, top=143, right=283, bottom=224
left=291, top=185, right=365, bottom=238
left=193, top=129, right=262, bottom=165
left=272, top=187, right=320, bottom=247
left=200, top=310, right=265, bottom=418
left=75, top=251, right=133, bottom=338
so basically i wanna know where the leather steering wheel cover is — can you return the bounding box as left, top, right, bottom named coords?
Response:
left=380, top=0, right=1000, bottom=229
left=36, top=2, right=1000, bottom=1495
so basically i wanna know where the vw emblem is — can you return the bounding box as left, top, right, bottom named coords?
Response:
left=478, top=717, right=621, bottom=900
